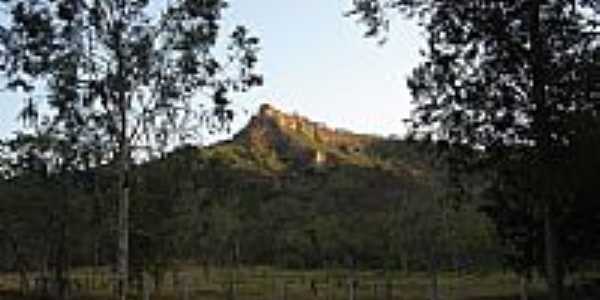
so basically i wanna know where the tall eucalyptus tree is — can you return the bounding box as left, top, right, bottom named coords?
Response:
left=0, top=1, right=262, bottom=299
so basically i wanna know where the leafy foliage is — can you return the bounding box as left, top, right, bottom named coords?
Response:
left=0, top=109, right=497, bottom=278
left=348, top=2, right=600, bottom=298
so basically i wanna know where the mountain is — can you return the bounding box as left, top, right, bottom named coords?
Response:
left=144, top=103, right=440, bottom=223
left=0, top=103, right=494, bottom=273
left=195, top=103, right=427, bottom=178
left=235, top=104, right=377, bottom=165
left=129, top=103, right=487, bottom=268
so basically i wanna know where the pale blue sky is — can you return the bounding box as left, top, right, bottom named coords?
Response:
left=0, top=1, right=424, bottom=141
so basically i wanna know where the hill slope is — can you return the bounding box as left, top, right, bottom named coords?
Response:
left=0, top=103, right=494, bottom=273
left=132, top=104, right=493, bottom=268
left=195, top=103, right=427, bottom=177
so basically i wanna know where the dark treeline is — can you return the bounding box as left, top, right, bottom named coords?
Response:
left=3, top=128, right=600, bottom=300
left=0, top=138, right=496, bottom=279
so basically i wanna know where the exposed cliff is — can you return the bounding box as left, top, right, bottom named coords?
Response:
left=230, top=104, right=378, bottom=167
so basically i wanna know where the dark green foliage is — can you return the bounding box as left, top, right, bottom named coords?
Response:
left=122, top=135, right=496, bottom=272
left=348, top=1, right=600, bottom=299
left=0, top=1, right=262, bottom=298
left=0, top=0, right=264, bottom=167
left=0, top=121, right=497, bottom=276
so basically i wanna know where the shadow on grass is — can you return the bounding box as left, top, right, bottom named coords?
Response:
left=0, top=290, right=112, bottom=300
left=467, top=294, right=546, bottom=300
left=0, top=290, right=224, bottom=300
left=467, top=290, right=600, bottom=300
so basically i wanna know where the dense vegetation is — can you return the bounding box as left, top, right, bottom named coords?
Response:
left=348, top=1, right=600, bottom=300
left=0, top=107, right=496, bottom=279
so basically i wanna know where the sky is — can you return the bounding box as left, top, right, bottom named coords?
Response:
left=0, top=1, right=425, bottom=141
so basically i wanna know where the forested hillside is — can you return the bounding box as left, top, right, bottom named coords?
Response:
left=0, top=104, right=496, bottom=279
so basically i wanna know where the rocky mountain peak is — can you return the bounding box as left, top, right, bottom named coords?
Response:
left=230, top=103, right=379, bottom=167
left=246, top=103, right=375, bottom=145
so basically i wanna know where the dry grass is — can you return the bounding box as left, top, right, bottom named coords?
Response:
left=0, top=266, right=549, bottom=300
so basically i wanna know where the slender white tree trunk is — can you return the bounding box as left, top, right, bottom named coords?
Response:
left=117, top=48, right=130, bottom=300
left=520, top=274, right=529, bottom=300
left=117, top=106, right=130, bottom=300
left=116, top=1, right=130, bottom=298
left=117, top=170, right=129, bottom=300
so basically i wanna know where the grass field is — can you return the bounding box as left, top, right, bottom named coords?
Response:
left=0, top=266, right=553, bottom=300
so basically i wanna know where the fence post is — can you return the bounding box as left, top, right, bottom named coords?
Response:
left=348, top=278, right=357, bottom=300
left=310, top=278, right=318, bottom=297
left=271, top=276, right=277, bottom=300
left=183, top=274, right=191, bottom=300
left=372, top=282, right=378, bottom=300
left=173, top=271, right=179, bottom=294
left=280, top=280, right=288, bottom=300
left=142, top=273, right=154, bottom=300
left=174, top=272, right=191, bottom=300
left=385, top=279, right=392, bottom=300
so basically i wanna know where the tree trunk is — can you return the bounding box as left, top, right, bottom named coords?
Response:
left=92, top=172, right=102, bottom=270
left=56, top=182, right=71, bottom=300
left=348, top=278, right=356, bottom=300
left=117, top=115, right=130, bottom=300
left=529, top=1, right=562, bottom=298
left=544, top=204, right=563, bottom=300
left=520, top=274, right=529, bottom=300
left=401, top=251, right=409, bottom=276
left=56, top=220, right=69, bottom=300
left=116, top=2, right=130, bottom=298
left=8, top=236, right=29, bottom=295
left=18, top=264, right=29, bottom=295
left=428, top=246, right=440, bottom=300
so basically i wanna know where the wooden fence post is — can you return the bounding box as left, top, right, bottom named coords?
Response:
left=280, top=280, right=288, bottom=300
left=271, top=276, right=277, bottom=300
left=372, top=282, right=378, bottom=300
left=183, top=274, right=191, bottom=300
left=310, top=278, right=318, bottom=297
left=142, top=273, right=155, bottom=300
left=348, top=278, right=357, bottom=300
left=385, top=279, right=392, bottom=300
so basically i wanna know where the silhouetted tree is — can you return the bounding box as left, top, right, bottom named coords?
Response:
left=347, top=1, right=600, bottom=299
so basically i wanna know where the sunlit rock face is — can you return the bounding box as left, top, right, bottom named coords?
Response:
left=233, top=103, right=378, bottom=166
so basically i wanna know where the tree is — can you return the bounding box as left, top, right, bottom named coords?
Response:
left=481, top=151, right=542, bottom=300
left=0, top=1, right=262, bottom=299
left=0, top=129, right=83, bottom=298
left=347, top=1, right=600, bottom=299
